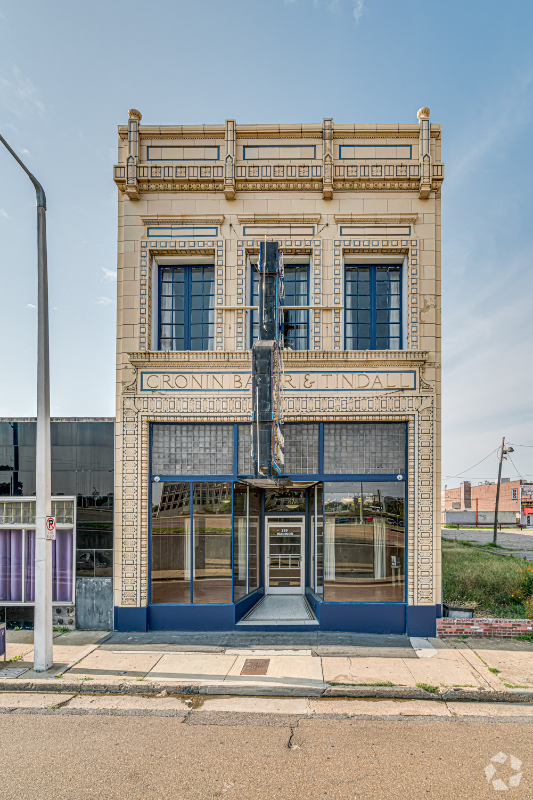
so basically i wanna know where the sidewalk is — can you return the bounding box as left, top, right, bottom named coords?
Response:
left=2, top=629, right=533, bottom=702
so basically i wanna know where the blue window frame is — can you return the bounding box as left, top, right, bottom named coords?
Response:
left=159, top=265, right=214, bottom=351
left=251, top=263, right=309, bottom=350
left=345, top=265, right=401, bottom=350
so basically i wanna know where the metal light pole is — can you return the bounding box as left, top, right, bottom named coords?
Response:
left=0, top=134, right=53, bottom=670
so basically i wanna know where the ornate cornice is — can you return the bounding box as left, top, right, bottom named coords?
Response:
left=334, top=213, right=419, bottom=224
left=127, top=349, right=429, bottom=370
left=236, top=213, right=322, bottom=224
left=141, top=214, right=225, bottom=226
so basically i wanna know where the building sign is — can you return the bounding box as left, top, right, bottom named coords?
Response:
left=140, top=371, right=416, bottom=392
left=521, top=485, right=533, bottom=516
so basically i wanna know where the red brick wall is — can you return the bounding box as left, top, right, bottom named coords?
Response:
left=438, top=617, right=533, bottom=638
left=443, top=480, right=521, bottom=512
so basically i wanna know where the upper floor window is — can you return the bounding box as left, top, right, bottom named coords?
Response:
left=251, top=263, right=309, bottom=350
left=345, top=265, right=401, bottom=350
left=159, top=266, right=214, bottom=351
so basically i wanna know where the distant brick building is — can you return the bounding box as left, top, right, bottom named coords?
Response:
left=443, top=480, right=521, bottom=513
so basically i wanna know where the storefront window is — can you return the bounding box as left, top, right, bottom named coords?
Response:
left=323, top=482, right=405, bottom=602
left=151, top=482, right=191, bottom=603
left=192, top=482, right=232, bottom=603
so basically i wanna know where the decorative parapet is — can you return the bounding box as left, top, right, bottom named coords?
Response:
left=113, top=113, right=443, bottom=198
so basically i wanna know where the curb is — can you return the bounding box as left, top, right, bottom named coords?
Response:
left=1, top=680, right=533, bottom=703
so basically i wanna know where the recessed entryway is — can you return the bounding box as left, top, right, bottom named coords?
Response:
left=239, top=595, right=316, bottom=626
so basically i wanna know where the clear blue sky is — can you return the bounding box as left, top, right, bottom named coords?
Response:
left=1, top=0, right=532, bottom=487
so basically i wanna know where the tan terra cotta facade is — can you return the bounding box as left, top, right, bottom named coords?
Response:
left=113, top=108, right=443, bottom=633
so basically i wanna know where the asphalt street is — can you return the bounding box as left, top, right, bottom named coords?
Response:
left=0, top=710, right=531, bottom=799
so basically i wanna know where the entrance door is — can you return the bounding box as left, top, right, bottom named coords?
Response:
left=265, top=516, right=304, bottom=594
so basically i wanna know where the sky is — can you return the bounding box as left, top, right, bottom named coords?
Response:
left=0, top=0, right=532, bottom=488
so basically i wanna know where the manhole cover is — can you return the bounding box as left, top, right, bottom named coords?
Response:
left=0, top=668, right=30, bottom=678
left=240, top=658, right=270, bottom=676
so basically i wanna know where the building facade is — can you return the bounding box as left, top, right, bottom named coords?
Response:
left=113, top=108, right=443, bottom=636
left=443, top=479, right=533, bottom=527
left=0, top=418, right=114, bottom=630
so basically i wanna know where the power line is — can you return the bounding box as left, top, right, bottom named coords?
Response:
left=507, top=453, right=525, bottom=479
left=508, top=443, right=533, bottom=448
left=443, top=446, right=500, bottom=480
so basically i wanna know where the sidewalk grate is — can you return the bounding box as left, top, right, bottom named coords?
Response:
left=240, top=658, right=270, bottom=676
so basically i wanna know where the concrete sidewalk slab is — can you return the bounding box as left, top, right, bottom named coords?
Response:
left=405, top=656, right=486, bottom=688
left=0, top=692, right=73, bottom=708
left=147, top=653, right=238, bottom=682
left=323, top=656, right=416, bottom=686
left=309, top=698, right=450, bottom=716
left=447, top=701, right=533, bottom=717
left=199, top=697, right=309, bottom=714
left=226, top=655, right=324, bottom=685
left=468, top=647, right=533, bottom=687
left=67, top=694, right=189, bottom=711
left=67, top=650, right=162, bottom=680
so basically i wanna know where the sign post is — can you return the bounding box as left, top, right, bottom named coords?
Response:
left=0, top=622, right=6, bottom=663
left=45, top=516, right=56, bottom=541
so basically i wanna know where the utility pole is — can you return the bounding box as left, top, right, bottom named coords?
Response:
left=493, top=437, right=514, bottom=545
left=0, top=134, right=53, bottom=670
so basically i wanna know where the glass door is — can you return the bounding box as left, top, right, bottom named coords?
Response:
left=265, top=517, right=304, bottom=594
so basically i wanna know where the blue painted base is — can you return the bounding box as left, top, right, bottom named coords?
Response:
left=113, top=601, right=439, bottom=635
left=149, top=603, right=235, bottom=631
left=406, top=604, right=437, bottom=637
left=318, top=601, right=406, bottom=634
left=114, top=606, right=148, bottom=632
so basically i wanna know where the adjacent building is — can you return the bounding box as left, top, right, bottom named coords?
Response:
left=443, top=479, right=533, bottom=526
left=0, top=418, right=114, bottom=630
left=112, top=108, right=443, bottom=635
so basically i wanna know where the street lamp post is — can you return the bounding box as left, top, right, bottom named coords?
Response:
left=0, top=134, right=53, bottom=671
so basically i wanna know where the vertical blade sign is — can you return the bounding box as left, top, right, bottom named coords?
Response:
left=251, top=241, right=284, bottom=476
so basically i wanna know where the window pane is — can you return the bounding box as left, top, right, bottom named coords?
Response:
left=264, top=489, right=306, bottom=512
left=316, top=484, right=323, bottom=597
left=284, top=424, right=319, bottom=474
left=323, top=482, right=405, bottom=602
left=248, top=488, right=260, bottom=591
left=152, top=424, right=233, bottom=475
left=324, top=423, right=406, bottom=474
left=52, top=529, right=73, bottom=602
left=233, top=484, right=247, bottom=602
left=95, top=550, right=113, bottom=577
left=76, top=549, right=95, bottom=578
left=151, top=481, right=191, bottom=603
left=193, top=482, right=232, bottom=603
left=0, top=529, right=23, bottom=601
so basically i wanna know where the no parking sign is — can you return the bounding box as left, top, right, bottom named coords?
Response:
left=45, top=516, right=56, bottom=540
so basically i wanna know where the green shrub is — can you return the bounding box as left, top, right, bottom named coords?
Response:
left=442, top=540, right=532, bottom=614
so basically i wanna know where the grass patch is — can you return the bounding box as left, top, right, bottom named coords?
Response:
left=488, top=667, right=500, bottom=674
left=513, top=633, right=533, bottom=643
left=504, top=683, right=530, bottom=689
left=416, top=683, right=439, bottom=694
left=442, top=539, right=533, bottom=616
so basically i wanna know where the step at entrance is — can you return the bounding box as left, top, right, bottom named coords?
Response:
left=238, top=595, right=317, bottom=627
